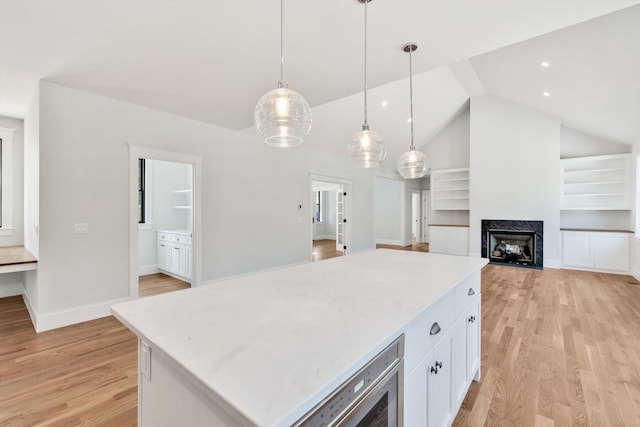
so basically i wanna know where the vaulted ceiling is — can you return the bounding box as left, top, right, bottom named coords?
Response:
left=1, top=0, right=638, bottom=153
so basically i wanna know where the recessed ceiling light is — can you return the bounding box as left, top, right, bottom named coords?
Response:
left=381, top=100, right=388, bottom=107
left=541, top=61, right=550, bottom=68
left=543, top=91, right=551, bottom=97
left=407, top=118, right=412, bottom=123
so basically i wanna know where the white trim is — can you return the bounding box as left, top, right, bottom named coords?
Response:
left=0, top=127, right=15, bottom=230
left=376, top=239, right=404, bottom=246
left=560, top=265, right=629, bottom=275
left=22, top=290, right=38, bottom=330
left=33, top=296, right=130, bottom=333
left=138, top=264, right=159, bottom=276
left=201, top=260, right=309, bottom=286
left=0, top=281, right=23, bottom=298
left=309, top=174, right=352, bottom=261
left=138, top=223, right=153, bottom=231
left=0, top=262, right=37, bottom=273
left=632, top=266, right=640, bottom=282
left=314, top=235, right=335, bottom=241
left=129, top=145, right=202, bottom=300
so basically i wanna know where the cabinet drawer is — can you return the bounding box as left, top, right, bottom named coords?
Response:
left=404, top=290, right=455, bottom=376
left=455, top=271, right=480, bottom=316
left=171, top=235, right=192, bottom=245
left=157, top=233, right=171, bottom=242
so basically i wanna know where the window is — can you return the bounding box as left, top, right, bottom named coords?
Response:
left=138, top=158, right=145, bottom=223
left=314, top=191, right=322, bottom=223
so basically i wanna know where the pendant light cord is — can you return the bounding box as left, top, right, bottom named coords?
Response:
left=362, top=0, right=369, bottom=129
left=409, top=46, right=415, bottom=150
left=279, top=0, right=286, bottom=88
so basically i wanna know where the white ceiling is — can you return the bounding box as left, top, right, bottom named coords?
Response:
left=1, top=0, right=638, bottom=140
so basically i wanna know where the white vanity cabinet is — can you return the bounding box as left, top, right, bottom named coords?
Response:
left=157, top=230, right=192, bottom=281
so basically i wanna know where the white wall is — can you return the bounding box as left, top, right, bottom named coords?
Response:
left=375, top=176, right=403, bottom=245
left=423, top=108, right=471, bottom=226
left=561, top=126, right=632, bottom=159
left=23, top=87, right=40, bottom=312
left=469, top=95, right=561, bottom=267
left=29, top=81, right=377, bottom=330
left=401, top=179, right=423, bottom=246
left=0, top=116, right=25, bottom=246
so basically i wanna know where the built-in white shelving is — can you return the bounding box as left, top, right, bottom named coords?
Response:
left=431, top=168, right=470, bottom=210
left=561, top=154, right=632, bottom=210
left=172, top=188, right=192, bottom=210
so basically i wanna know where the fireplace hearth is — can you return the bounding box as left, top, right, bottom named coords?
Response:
left=481, top=220, right=543, bottom=269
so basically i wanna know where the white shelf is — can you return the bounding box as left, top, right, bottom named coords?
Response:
left=173, top=206, right=192, bottom=209
left=173, top=189, right=192, bottom=194
left=560, top=154, right=632, bottom=211
left=431, top=168, right=469, bottom=211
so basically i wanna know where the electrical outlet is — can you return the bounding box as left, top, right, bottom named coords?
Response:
left=74, top=223, right=89, bottom=234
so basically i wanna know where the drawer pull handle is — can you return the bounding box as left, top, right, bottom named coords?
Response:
left=430, top=322, right=441, bottom=335
left=430, top=366, right=438, bottom=375
left=468, top=316, right=476, bottom=323
left=435, top=361, right=443, bottom=369
left=468, top=288, right=476, bottom=296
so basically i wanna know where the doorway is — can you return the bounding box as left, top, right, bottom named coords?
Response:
left=411, top=190, right=421, bottom=244
left=129, top=146, right=202, bottom=299
left=309, top=175, right=352, bottom=262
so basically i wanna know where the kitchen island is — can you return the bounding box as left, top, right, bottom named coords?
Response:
left=112, top=249, right=488, bottom=426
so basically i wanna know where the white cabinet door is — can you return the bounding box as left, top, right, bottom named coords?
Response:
left=562, top=232, right=593, bottom=268
left=427, top=329, right=453, bottom=427
left=171, top=243, right=187, bottom=277
left=593, top=233, right=629, bottom=272
left=404, top=350, right=431, bottom=427
left=429, top=227, right=447, bottom=254
left=185, top=245, right=192, bottom=279
left=448, top=227, right=469, bottom=256
left=452, top=315, right=467, bottom=411
left=157, top=240, right=171, bottom=271
left=466, top=300, right=480, bottom=383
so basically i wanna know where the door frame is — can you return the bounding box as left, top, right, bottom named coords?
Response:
left=411, top=190, right=422, bottom=244
left=128, top=145, right=203, bottom=299
left=309, top=174, right=352, bottom=262
left=422, top=190, right=430, bottom=243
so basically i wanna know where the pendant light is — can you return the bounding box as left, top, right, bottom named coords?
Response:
left=255, top=0, right=312, bottom=147
left=348, top=0, right=386, bottom=168
left=397, top=42, right=427, bottom=179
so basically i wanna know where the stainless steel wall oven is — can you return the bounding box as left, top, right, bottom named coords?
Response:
left=294, top=335, right=404, bottom=427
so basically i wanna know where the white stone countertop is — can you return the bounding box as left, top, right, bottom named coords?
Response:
left=111, top=249, right=488, bottom=426
left=156, top=229, right=192, bottom=236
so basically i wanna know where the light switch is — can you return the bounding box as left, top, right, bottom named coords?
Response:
left=74, top=223, right=89, bottom=234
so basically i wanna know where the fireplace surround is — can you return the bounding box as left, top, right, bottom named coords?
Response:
left=481, top=220, right=543, bottom=269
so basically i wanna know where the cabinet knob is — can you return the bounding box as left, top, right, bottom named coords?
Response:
left=468, top=315, right=476, bottom=323
left=468, top=288, right=476, bottom=296
left=430, top=322, right=441, bottom=335
left=435, top=361, right=443, bottom=369
left=430, top=366, right=439, bottom=375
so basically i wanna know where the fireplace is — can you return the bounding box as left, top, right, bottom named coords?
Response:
left=481, top=220, right=543, bottom=269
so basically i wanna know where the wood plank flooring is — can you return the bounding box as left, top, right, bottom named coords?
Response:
left=376, top=242, right=429, bottom=252
left=138, top=273, right=190, bottom=298
left=1, top=266, right=639, bottom=426
left=312, top=239, right=343, bottom=262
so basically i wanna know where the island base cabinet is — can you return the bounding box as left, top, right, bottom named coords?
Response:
left=139, top=341, right=245, bottom=427
left=428, top=329, right=454, bottom=427
left=466, top=300, right=481, bottom=383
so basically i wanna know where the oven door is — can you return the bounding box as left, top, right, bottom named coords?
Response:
left=336, top=363, right=403, bottom=427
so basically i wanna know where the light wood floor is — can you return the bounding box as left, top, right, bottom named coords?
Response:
left=312, top=239, right=343, bottom=262
left=138, top=273, right=190, bottom=298
left=1, top=266, right=639, bottom=426
left=376, top=242, right=429, bottom=252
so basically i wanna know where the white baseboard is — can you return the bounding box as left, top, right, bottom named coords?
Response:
left=632, top=266, right=640, bottom=281
left=314, top=235, right=336, bottom=241
left=376, top=239, right=403, bottom=246
left=33, top=296, right=130, bottom=333
left=138, top=264, right=159, bottom=276
left=469, top=252, right=482, bottom=258
left=559, top=265, right=631, bottom=276
left=22, top=290, right=38, bottom=331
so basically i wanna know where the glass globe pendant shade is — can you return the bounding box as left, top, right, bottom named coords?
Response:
left=397, top=148, right=427, bottom=179
left=255, top=86, right=312, bottom=147
left=348, top=127, right=387, bottom=168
